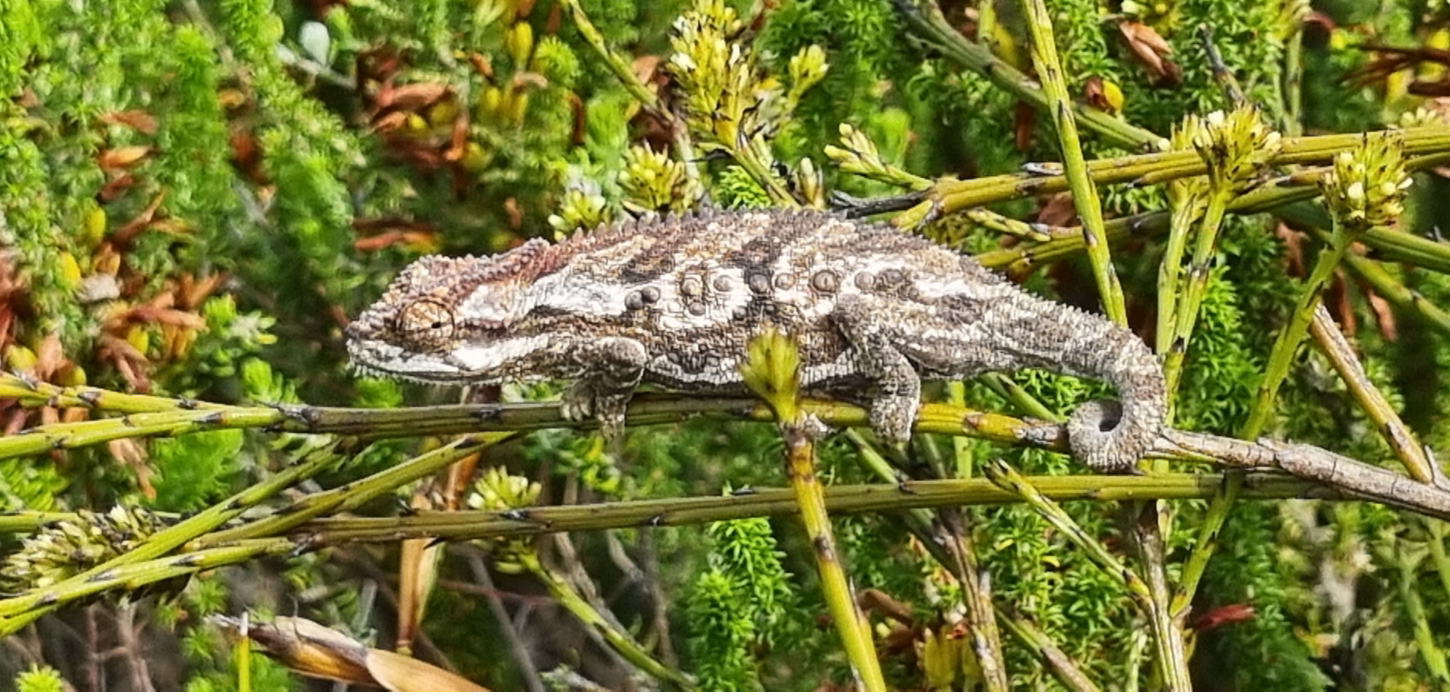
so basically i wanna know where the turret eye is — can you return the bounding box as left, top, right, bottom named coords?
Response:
left=396, top=299, right=456, bottom=349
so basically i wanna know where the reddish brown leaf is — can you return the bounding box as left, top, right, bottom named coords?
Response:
left=511, top=72, right=549, bottom=90
left=1328, top=271, right=1357, bottom=337
left=107, top=438, right=155, bottom=500
left=104, top=111, right=158, bottom=135
left=858, top=588, right=915, bottom=625
left=1083, top=76, right=1111, bottom=112
left=1275, top=221, right=1308, bottom=278
left=370, top=110, right=409, bottom=133
left=178, top=273, right=228, bottom=311
left=353, top=230, right=440, bottom=253
left=376, top=82, right=449, bottom=112
left=1304, top=11, right=1336, bottom=32
left=444, top=112, right=469, bottom=162
left=1014, top=101, right=1036, bottom=152
left=1036, top=192, right=1079, bottom=228
left=3, top=408, right=28, bottom=435
left=100, top=110, right=160, bottom=135
left=99, top=173, right=137, bottom=202
left=33, top=333, right=64, bottom=380
left=111, top=190, right=169, bottom=247
left=467, top=52, right=495, bottom=79
left=1353, top=266, right=1399, bottom=341
left=632, top=55, right=663, bottom=88
left=1192, top=603, right=1256, bottom=631
left=504, top=197, right=524, bottom=231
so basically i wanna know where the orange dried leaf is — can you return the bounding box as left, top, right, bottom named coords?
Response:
left=98, top=145, right=154, bottom=170
left=377, top=82, right=450, bottom=111
left=100, top=110, right=160, bottom=135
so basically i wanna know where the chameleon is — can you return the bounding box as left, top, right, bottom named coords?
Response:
left=346, top=209, right=1166, bottom=471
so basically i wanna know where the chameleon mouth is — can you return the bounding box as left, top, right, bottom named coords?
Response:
left=344, top=339, right=474, bottom=385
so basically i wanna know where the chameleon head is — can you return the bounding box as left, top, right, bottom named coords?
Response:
left=345, top=240, right=553, bottom=383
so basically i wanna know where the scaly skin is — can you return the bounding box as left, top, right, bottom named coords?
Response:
left=346, top=209, right=1166, bottom=470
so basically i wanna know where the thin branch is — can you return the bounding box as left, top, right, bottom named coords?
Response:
left=6, top=373, right=1450, bottom=519
left=885, top=126, right=1450, bottom=230
left=1017, top=0, right=1127, bottom=325
left=994, top=604, right=1101, bottom=692
left=1309, top=304, right=1445, bottom=487
left=981, top=460, right=1184, bottom=689
left=461, top=551, right=545, bottom=691
left=891, top=0, right=1163, bottom=150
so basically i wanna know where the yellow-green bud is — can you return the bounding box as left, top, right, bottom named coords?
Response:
left=506, top=22, right=534, bottom=69
left=547, top=187, right=609, bottom=235
left=1320, top=132, right=1412, bottom=228
left=1191, top=106, right=1282, bottom=191
left=472, top=466, right=542, bottom=511
left=619, top=144, right=698, bottom=213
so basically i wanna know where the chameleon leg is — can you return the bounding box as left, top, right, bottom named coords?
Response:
left=830, top=295, right=923, bottom=443
left=560, top=336, right=648, bottom=438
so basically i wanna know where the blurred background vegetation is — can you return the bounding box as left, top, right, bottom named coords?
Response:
left=3, top=0, right=1450, bottom=690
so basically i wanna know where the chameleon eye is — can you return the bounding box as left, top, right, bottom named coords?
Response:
left=396, top=299, right=456, bottom=348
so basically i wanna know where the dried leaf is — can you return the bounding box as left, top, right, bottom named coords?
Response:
left=100, top=110, right=159, bottom=135
left=98, top=145, right=154, bottom=171
left=366, top=649, right=488, bottom=692
left=1036, top=192, right=1079, bottom=228
left=1275, top=221, right=1307, bottom=277
left=376, top=82, right=450, bottom=112
left=1353, top=266, right=1399, bottom=341
left=99, top=173, right=137, bottom=201
left=1082, top=76, right=1123, bottom=113
left=223, top=616, right=487, bottom=691
left=111, top=190, right=169, bottom=247
left=1117, top=21, right=1182, bottom=85
left=1328, top=271, right=1356, bottom=337
left=1191, top=603, right=1256, bottom=631
left=1013, top=101, right=1036, bottom=152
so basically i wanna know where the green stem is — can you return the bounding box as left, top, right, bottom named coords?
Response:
left=943, top=382, right=1008, bottom=691
left=192, top=433, right=512, bottom=548
left=994, top=605, right=1101, bottom=692
left=1163, top=188, right=1234, bottom=396
left=974, top=149, right=1450, bottom=276
left=558, top=0, right=699, bottom=180
left=1308, top=304, right=1441, bottom=485
left=1242, top=218, right=1364, bottom=439
left=1283, top=15, right=1305, bottom=137
left=520, top=549, right=695, bottom=688
left=1168, top=472, right=1243, bottom=618
left=893, top=0, right=1162, bottom=150
left=888, top=127, right=1450, bottom=229
left=980, top=460, right=1182, bottom=687
left=0, top=471, right=1390, bottom=631
left=0, top=540, right=293, bottom=636
left=1156, top=199, right=1204, bottom=358
left=0, top=443, right=343, bottom=619
left=784, top=424, right=885, bottom=690
left=1397, top=545, right=1450, bottom=686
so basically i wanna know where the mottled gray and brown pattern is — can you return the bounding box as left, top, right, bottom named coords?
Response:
left=346, top=209, right=1166, bottom=470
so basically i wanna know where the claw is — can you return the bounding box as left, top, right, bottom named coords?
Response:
left=869, top=395, right=918, bottom=443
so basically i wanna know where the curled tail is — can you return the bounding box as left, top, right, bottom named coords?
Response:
left=1063, top=335, right=1166, bottom=471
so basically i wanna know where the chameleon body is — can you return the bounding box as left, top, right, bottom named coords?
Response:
left=346, top=209, right=1166, bottom=470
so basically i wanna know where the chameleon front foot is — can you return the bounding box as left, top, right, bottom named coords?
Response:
left=868, top=394, right=919, bottom=444
left=561, top=380, right=631, bottom=439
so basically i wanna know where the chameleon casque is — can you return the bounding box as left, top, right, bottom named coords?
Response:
left=346, top=209, right=1167, bottom=470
